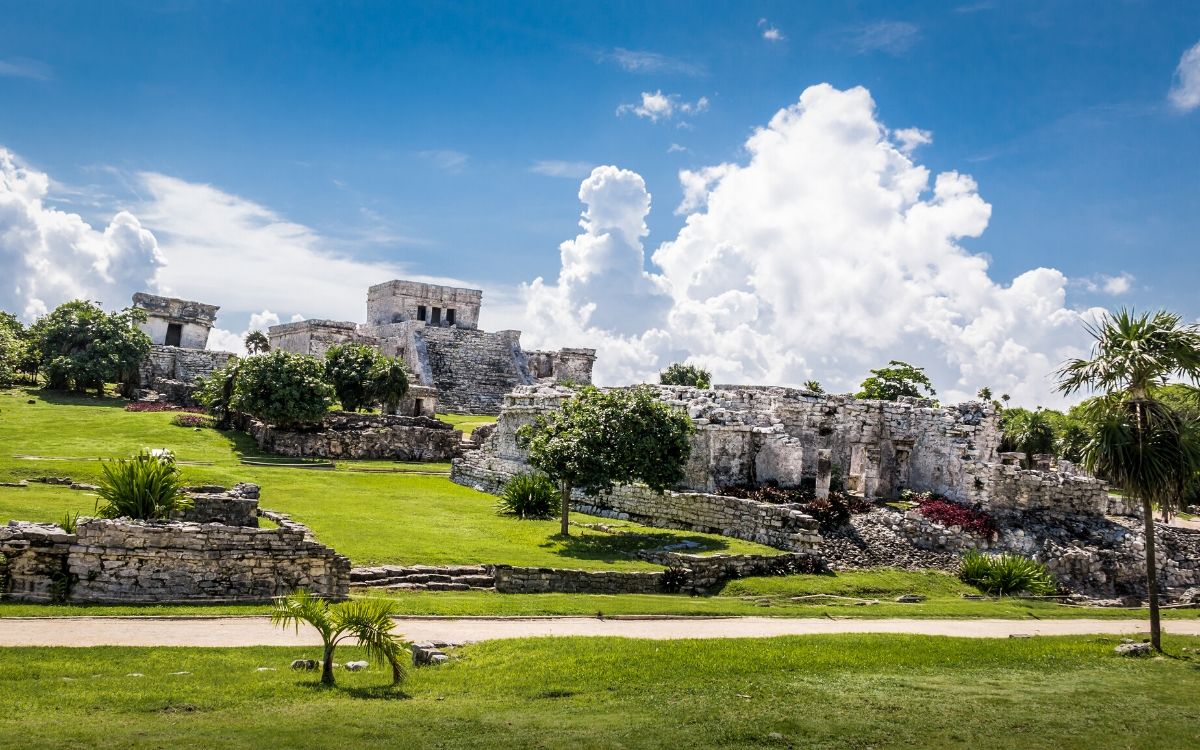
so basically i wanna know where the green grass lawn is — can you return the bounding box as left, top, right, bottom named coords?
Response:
left=0, top=388, right=774, bottom=568
left=1, top=636, right=1197, bottom=748
left=437, top=412, right=498, bottom=436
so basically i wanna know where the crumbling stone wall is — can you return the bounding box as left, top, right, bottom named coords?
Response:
left=242, top=412, right=462, bottom=461
left=176, top=483, right=261, bottom=527
left=418, top=327, right=533, bottom=414
left=964, top=462, right=1109, bottom=519
left=493, top=565, right=664, bottom=594
left=132, top=292, right=219, bottom=349
left=0, top=522, right=73, bottom=602
left=138, top=345, right=235, bottom=404
left=367, top=279, right=483, bottom=330
left=68, top=517, right=349, bottom=603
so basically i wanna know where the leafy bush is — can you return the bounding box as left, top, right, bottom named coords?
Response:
left=497, top=473, right=561, bottom=520
left=856, top=360, right=936, bottom=401
left=29, top=300, right=151, bottom=396
left=1000, top=408, right=1055, bottom=464
left=659, top=363, right=712, bottom=389
left=227, top=351, right=334, bottom=428
left=96, top=449, right=192, bottom=520
left=958, top=550, right=1056, bottom=596
left=324, top=343, right=385, bottom=412
left=916, top=497, right=997, bottom=539
left=368, top=356, right=410, bottom=414
left=171, top=413, right=214, bottom=428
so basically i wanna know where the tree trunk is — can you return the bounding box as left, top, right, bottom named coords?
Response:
left=559, top=480, right=571, bottom=536
left=321, top=643, right=336, bottom=686
left=1142, top=497, right=1162, bottom=652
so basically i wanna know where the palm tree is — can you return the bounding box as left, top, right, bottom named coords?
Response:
left=977, top=386, right=993, bottom=402
left=1057, top=309, right=1200, bottom=651
left=270, top=590, right=407, bottom=686
left=803, top=379, right=824, bottom=394
left=244, top=330, right=270, bottom=355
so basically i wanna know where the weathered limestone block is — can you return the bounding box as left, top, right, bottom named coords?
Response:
left=242, top=412, right=462, bottom=461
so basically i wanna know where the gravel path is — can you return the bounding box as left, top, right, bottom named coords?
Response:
left=1, top=616, right=1196, bottom=647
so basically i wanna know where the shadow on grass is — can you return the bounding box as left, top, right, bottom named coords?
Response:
left=24, top=388, right=127, bottom=409
left=542, top=531, right=731, bottom=565
left=296, top=681, right=412, bottom=700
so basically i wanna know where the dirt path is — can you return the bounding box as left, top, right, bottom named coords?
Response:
left=1, top=616, right=1197, bottom=647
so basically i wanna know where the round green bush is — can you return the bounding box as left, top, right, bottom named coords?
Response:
left=229, top=351, right=335, bottom=428
left=497, top=473, right=561, bottom=520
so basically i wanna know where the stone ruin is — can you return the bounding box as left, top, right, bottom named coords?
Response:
left=453, top=384, right=1200, bottom=600
left=269, top=279, right=597, bottom=415
left=132, top=292, right=236, bottom=404
left=236, top=411, right=463, bottom=461
left=0, top=483, right=349, bottom=603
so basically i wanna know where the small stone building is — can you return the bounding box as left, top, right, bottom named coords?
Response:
left=132, top=292, right=218, bottom=349
left=269, top=279, right=597, bottom=415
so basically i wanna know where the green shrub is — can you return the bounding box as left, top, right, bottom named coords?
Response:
left=325, top=343, right=385, bottom=412
left=659, top=363, right=712, bottom=389
left=958, top=550, right=1056, bottom=596
left=171, top=413, right=214, bottom=428
left=228, top=351, right=334, bottom=428
left=497, top=473, right=561, bottom=520
left=96, top=449, right=192, bottom=520
left=368, top=356, right=410, bottom=414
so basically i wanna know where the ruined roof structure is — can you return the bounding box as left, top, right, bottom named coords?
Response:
left=131, top=292, right=219, bottom=349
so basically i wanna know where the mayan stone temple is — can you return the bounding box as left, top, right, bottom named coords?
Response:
left=269, top=279, right=596, bottom=414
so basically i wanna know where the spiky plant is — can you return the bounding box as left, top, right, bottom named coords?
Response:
left=96, top=450, right=191, bottom=520
left=270, top=590, right=407, bottom=687
left=497, top=472, right=560, bottom=519
left=1057, top=309, right=1200, bottom=651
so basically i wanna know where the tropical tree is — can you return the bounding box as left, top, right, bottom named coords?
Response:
left=977, top=386, right=993, bottom=402
left=856, top=360, right=936, bottom=401
left=659, top=363, right=712, bottom=389
left=1057, top=309, right=1200, bottom=652
left=270, top=590, right=406, bottom=687
left=195, top=359, right=242, bottom=428
left=1000, top=408, right=1055, bottom=466
left=368, top=356, right=410, bottom=414
left=803, top=380, right=824, bottom=394
left=324, top=343, right=384, bottom=412
left=244, top=330, right=270, bottom=355
left=28, top=300, right=151, bottom=396
left=517, top=386, right=694, bottom=536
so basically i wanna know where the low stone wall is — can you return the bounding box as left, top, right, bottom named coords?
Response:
left=452, top=453, right=820, bottom=552
left=138, top=345, right=235, bottom=405
left=68, top=516, right=349, bottom=604
left=176, top=483, right=261, bottom=527
left=0, top=522, right=73, bottom=602
left=493, top=565, right=664, bottom=594
left=966, top=462, right=1109, bottom=519
left=242, top=412, right=462, bottom=461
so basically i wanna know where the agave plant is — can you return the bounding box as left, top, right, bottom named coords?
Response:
left=959, top=550, right=1055, bottom=596
left=497, top=472, right=560, bottom=520
left=271, top=590, right=406, bottom=687
left=96, top=449, right=191, bottom=520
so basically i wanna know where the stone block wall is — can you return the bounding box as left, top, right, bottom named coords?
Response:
left=964, top=463, right=1109, bottom=519
left=0, top=522, right=73, bottom=602
left=176, top=483, right=261, bottom=527
left=138, top=345, right=235, bottom=404
left=417, top=327, right=533, bottom=414
left=68, top=517, right=350, bottom=603
left=367, top=279, right=483, bottom=330
left=132, top=292, right=219, bottom=349
left=493, top=565, right=664, bottom=594
left=242, top=412, right=462, bottom=461
left=268, top=320, right=377, bottom=358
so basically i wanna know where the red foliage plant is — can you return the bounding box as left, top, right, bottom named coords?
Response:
left=916, top=497, right=997, bottom=538
left=124, top=402, right=207, bottom=414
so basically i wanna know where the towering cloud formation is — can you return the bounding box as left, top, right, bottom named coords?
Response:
left=524, top=84, right=1106, bottom=405
left=0, top=148, right=163, bottom=318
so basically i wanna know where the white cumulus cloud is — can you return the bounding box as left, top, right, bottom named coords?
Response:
left=1169, top=40, right=1200, bottom=112
left=617, top=91, right=709, bottom=123
left=758, top=19, right=785, bottom=42
left=893, top=127, right=933, bottom=154
left=523, top=84, right=1110, bottom=406
left=0, top=148, right=164, bottom=319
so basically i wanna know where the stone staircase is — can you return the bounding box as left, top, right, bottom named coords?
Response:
left=350, top=564, right=496, bottom=591
left=418, top=327, right=532, bottom=414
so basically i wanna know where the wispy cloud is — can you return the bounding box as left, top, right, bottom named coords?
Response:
left=954, top=2, right=994, bottom=13
left=600, top=48, right=705, bottom=77
left=530, top=160, right=595, bottom=179
left=1075, top=272, right=1135, bottom=296
left=0, top=57, right=52, bottom=81
left=617, top=91, right=709, bottom=124
left=1168, top=40, right=1200, bottom=112
left=667, top=143, right=689, bottom=154
left=841, top=21, right=921, bottom=56
left=416, top=149, right=469, bottom=174
left=892, top=127, right=933, bottom=155
left=758, top=18, right=785, bottom=42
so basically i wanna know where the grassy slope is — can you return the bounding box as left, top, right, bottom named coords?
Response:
left=1, top=636, right=1198, bottom=749
left=0, top=388, right=773, bottom=568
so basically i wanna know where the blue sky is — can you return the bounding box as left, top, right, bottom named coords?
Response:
left=1, top=1, right=1198, bottom=403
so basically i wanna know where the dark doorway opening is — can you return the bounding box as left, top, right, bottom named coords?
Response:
left=431, top=307, right=442, bottom=325
left=413, top=398, right=423, bottom=416
left=165, top=323, right=182, bottom=347
left=417, top=305, right=427, bottom=321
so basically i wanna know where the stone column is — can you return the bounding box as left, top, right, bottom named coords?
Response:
left=815, top=449, right=833, bottom=500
